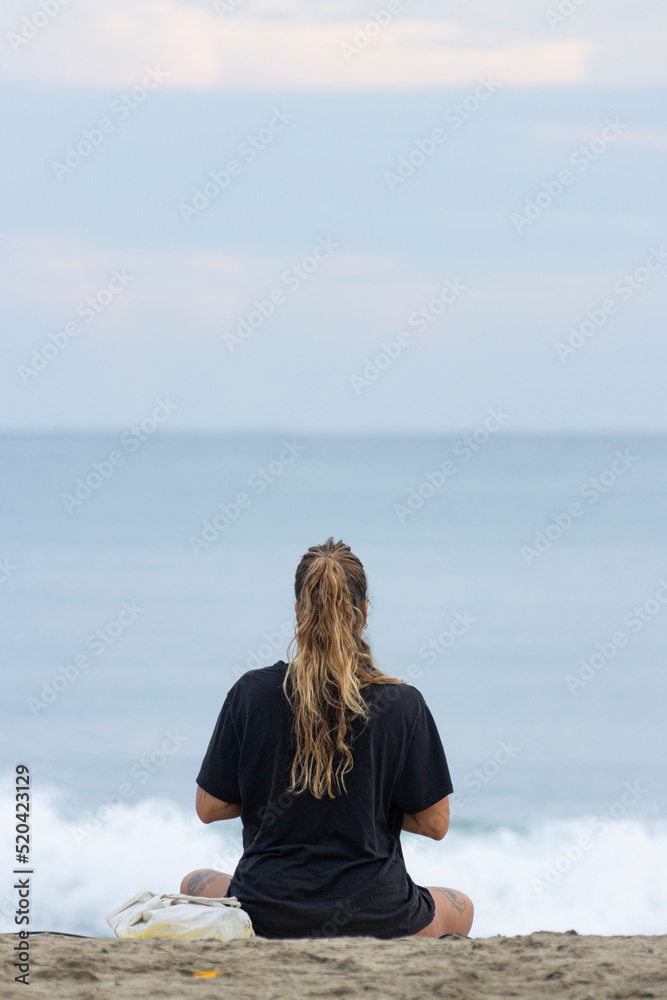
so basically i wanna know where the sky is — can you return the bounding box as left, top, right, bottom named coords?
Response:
left=1, top=0, right=666, bottom=433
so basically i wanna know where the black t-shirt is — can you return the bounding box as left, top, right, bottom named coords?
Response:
left=196, top=661, right=453, bottom=938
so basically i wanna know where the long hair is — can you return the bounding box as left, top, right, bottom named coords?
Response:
left=283, top=538, right=403, bottom=799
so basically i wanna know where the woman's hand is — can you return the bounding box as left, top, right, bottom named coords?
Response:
left=196, top=785, right=242, bottom=824
left=401, top=795, right=450, bottom=841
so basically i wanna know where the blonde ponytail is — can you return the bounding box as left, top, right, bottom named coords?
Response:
left=283, top=538, right=402, bottom=799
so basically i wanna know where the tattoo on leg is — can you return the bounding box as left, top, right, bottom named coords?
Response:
left=435, top=887, right=467, bottom=915
left=186, top=869, right=223, bottom=896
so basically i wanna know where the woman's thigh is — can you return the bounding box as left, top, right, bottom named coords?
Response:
left=415, top=887, right=474, bottom=937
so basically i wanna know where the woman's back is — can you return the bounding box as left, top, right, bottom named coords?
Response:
left=185, top=538, right=472, bottom=939
left=197, top=660, right=453, bottom=938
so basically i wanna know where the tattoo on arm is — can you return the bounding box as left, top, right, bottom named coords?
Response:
left=186, top=869, right=224, bottom=896
left=435, top=887, right=467, bottom=914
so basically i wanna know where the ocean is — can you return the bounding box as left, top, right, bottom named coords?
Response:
left=1, top=431, right=666, bottom=938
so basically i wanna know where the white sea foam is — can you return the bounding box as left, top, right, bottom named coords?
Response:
left=1, top=787, right=665, bottom=938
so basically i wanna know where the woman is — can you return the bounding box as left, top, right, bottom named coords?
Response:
left=181, top=538, right=473, bottom=938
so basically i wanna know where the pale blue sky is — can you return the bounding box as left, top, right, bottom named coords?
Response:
left=1, top=0, right=665, bottom=432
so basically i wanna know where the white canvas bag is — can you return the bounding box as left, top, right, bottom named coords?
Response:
left=105, top=891, right=255, bottom=941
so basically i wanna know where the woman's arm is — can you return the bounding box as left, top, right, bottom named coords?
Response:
left=401, top=795, right=450, bottom=841
left=196, top=785, right=242, bottom=824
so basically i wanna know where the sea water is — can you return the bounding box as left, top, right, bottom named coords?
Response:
left=1, top=432, right=666, bottom=937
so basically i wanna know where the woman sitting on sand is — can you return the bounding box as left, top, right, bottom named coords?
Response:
left=182, top=538, right=473, bottom=939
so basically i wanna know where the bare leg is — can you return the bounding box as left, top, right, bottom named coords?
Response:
left=415, top=887, right=474, bottom=937
left=180, top=869, right=233, bottom=898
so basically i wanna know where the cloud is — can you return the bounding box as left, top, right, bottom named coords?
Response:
left=0, top=0, right=594, bottom=90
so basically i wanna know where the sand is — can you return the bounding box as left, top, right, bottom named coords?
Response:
left=2, top=930, right=666, bottom=999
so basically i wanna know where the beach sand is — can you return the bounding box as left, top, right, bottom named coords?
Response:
left=3, top=930, right=666, bottom=999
